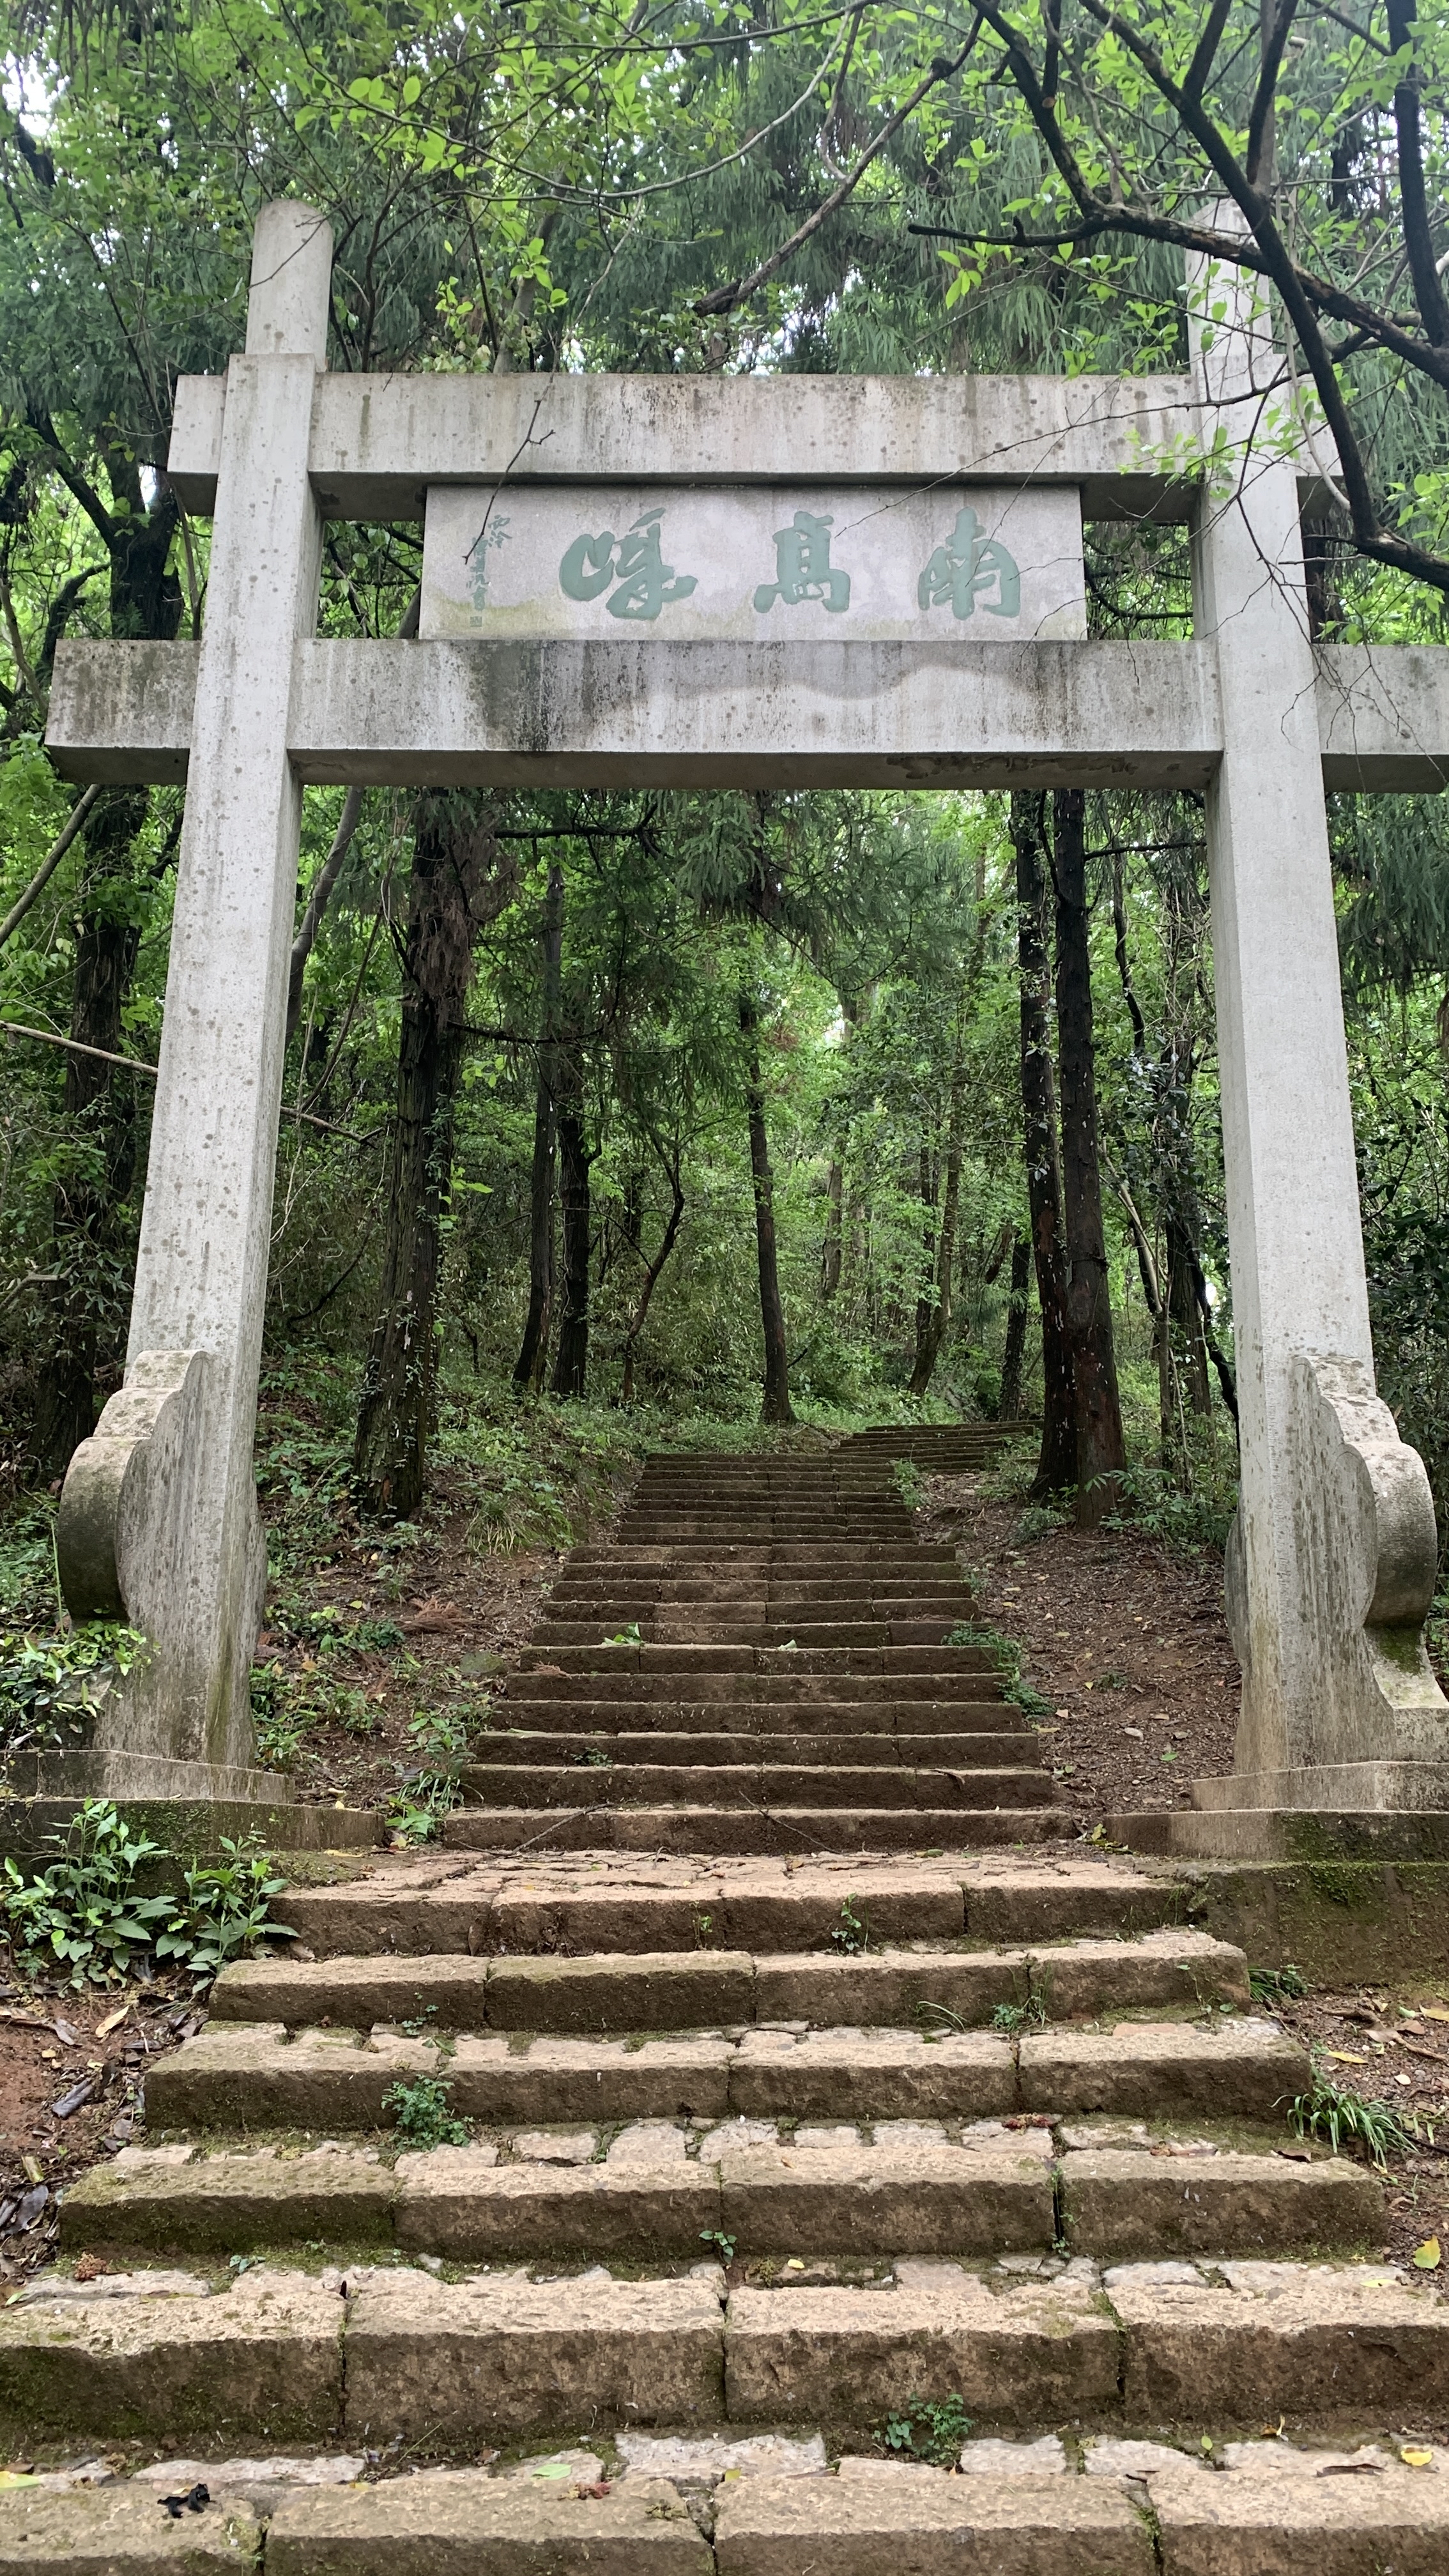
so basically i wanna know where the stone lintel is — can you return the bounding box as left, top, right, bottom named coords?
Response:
left=165, top=367, right=1206, bottom=521
left=1108, top=1803, right=1449, bottom=1864
left=46, top=636, right=1449, bottom=792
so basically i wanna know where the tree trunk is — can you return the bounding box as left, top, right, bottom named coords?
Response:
left=1012, top=793, right=1077, bottom=1494
left=740, top=989, right=795, bottom=1425
left=622, top=1154, right=686, bottom=1404
left=550, top=1057, right=591, bottom=1399
left=355, top=796, right=514, bottom=1516
left=820, top=1160, right=844, bottom=1299
left=908, top=1021, right=966, bottom=1399
left=32, top=465, right=181, bottom=1475
left=512, top=862, right=564, bottom=1392
left=997, top=1229, right=1031, bottom=1422
left=1052, top=788, right=1127, bottom=1525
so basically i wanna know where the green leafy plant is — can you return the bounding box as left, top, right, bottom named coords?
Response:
left=155, top=1839, right=297, bottom=1984
left=602, top=1621, right=643, bottom=1646
left=1289, top=2067, right=1425, bottom=2170
left=1250, top=1964, right=1309, bottom=2005
left=700, top=2229, right=737, bottom=2263
left=892, top=1460, right=924, bottom=1510
left=1011, top=1501, right=1068, bottom=1544
left=990, top=1997, right=1048, bottom=2036
left=1, top=1802, right=292, bottom=1988
left=945, top=1621, right=1052, bottom=1717
left=831, top=1896, right=870, bottom=1955
left=383, top=2074, right=470, bottom=2147
left=1, top=1621, right=147, bottom=1759
left=389, top=1706, right=471, bottom=1842
left=880, top=2393, right=972, bottom=2465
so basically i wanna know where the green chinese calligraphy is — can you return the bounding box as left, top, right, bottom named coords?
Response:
left=464, top=509, right=511, bottom=615
left=917, top=508, right=1021, bottom=620
left=558, top=508, right=698, bottom=620
left=753, top=510, right=851, bottom=614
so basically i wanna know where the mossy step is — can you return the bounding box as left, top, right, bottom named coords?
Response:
left=6, top=2260, right=1447, bottom=2446
left=147, top=2015, right=1300, bottom=2133
left=450, top=1767, right=1055, bottom=1813
left=272, top=1859, right=1183, bottom=1959
left=464, top=1733, right=1036, bottom=1769
left=59, top=2136, right=1377, bottom=2264
left=211, top=1929, right=1248, bottom=2034
left=438, top=1807, right=1070, bottom=1856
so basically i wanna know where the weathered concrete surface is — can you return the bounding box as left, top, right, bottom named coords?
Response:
left=1152, top=2458, right=1449, bottom=2572
left=1112, top=2260, right=1449, bottom=2421
left=52, top=203, right=332, bottom=1772
left=266, top=2471, right=710, bottom=2576
left=1016, top=2020, right=1308, bottom=2119
left=723, top=2279, right=1119, bottom=2423
left=0, top=2487, right=262, bottom=2573
left=1187, top=235, right=1449, bottom=1814
left=392, top=2151, right=719, bottom=2258
left=0, top=2269, right=342, bottom=2443
left=341, top=2272, right=724, bottom=2436
left=1058, top=2149, right=1382, bottom=2258
left=46, top=635, right=1449, bottom=792
left=716, top=2145, right=1054, bottom=2253
left=59, top=2149, right=394, bottom=2255
left=714, top=2468, right=1153, bottom=2574
left=165, top=367, right=1204, bottom=520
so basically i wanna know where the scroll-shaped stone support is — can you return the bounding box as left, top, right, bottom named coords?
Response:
left=1212, top=1355, right=1449, bottom=1809
left=56, top=1349, right=266, bottom=1770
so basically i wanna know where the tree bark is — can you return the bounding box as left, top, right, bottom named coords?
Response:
left=354, top=796, right=515, bottom=1516
left=31, top=459, right=181, bottom=1475
left=908, top=1019, right=965, bottom=1398
left=1052, top=788, right=1127, bottom=1525
left=1012, top=793, right=1077, bottom=1494
left=550, top=1052, right=591, bottom=1399
left=512, top=863, right=564, bottom=1392
left=820, top=1160, right=844, bottom=1299
left=622, top=1150, right=686, bottom=1403
left=997, top=1229, right=1031, bottom=1422
left=740, top=988, right=795, bottom=1425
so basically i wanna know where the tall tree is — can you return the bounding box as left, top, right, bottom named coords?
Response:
left=354, top=794, right=515, bottom=1515
left=513, top=862, right=564, bottom=1393
left=1012, top=794, right=1077, bottom=1494
left=739, top=986, right=795, bottom=1425
left=1052, top=788, right=1126, bottom=1522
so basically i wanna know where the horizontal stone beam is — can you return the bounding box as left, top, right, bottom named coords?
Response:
left=45, top=638, right=1449, bottom=792
left=167, top=369, right=1208, bottom=523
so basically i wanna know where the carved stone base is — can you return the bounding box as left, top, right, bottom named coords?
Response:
left=1107, top=1800, right=1449, bottom=1863
left=0, top=1747, right=381, bottom=1860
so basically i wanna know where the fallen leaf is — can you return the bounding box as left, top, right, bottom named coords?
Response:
left=94, top=2005, right=130, bottom=2039
left=1421, top=2007, right=1449, bottom=2023
left=1400, top=2447, right=1434, bottom=2469
left=1326, top=2050, right=1367, bottom=2064
left=1414, top=2238, right=1443, bottom=2270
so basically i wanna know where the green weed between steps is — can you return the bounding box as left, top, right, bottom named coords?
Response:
left=1, top=1800, right=295, bottom=1989
left=382, top=2074, right=470, bottom=2147
left=944, top=1622, right=1054, bottom=1721
left=1289, top=2064, right=1429, bottom=2170
left=1249, top=1963, right=1309, bottom=2005
left=831, top=1897, right=870, bottom=1954
left=880, top=2394, right=973, bottom=2465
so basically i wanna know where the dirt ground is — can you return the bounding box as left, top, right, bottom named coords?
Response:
left=921, top=1471, right=1240, bottom=1825
left=0, top=1988, right=197, bottom=2287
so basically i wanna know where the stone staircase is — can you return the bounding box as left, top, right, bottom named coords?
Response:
left=4, top=1429, right=1448, bottom=2570
left=451, top=1429, right=1068, bottom=1854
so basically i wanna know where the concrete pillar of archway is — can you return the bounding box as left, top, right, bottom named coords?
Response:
left=38, top=206, right=373, bottom=1844
left=1168, top=220, right=1449, bottom=1843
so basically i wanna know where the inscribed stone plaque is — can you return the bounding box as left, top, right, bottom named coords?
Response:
left=420, top=484, right=1085, bottom=643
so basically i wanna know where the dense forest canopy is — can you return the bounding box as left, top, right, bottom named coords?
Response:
left=1, top=0, right=1448, bottom=1591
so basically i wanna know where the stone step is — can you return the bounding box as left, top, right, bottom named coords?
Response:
left=516, top=1647, right=1001, bottom=1675
left=208, top=1929, right=1248, bottom=2032
left=567, top=1549, right=963, bottom=1570
left=146, top=2014, right=1300, bottom=2133
left=466, top=1733, right=1036, bottom=1768
left=528, top=1626, right=963, bottom=1650
left=7, top=2260, right=1446, bottom=2447
left=61, top=2140, right=1059, bottom=2260
left=439, top=1805, right=1071, bottom=1854
left=544, top=1595, right=971, bottom=1619
left=451, top=1766, right=1055, bottom=1811
left=58, top=2133, right=1376, bottom=2265
left=504, top=1679, right=1004, bottom=1708
left=272, top=1861, right=1181, bottom=1958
